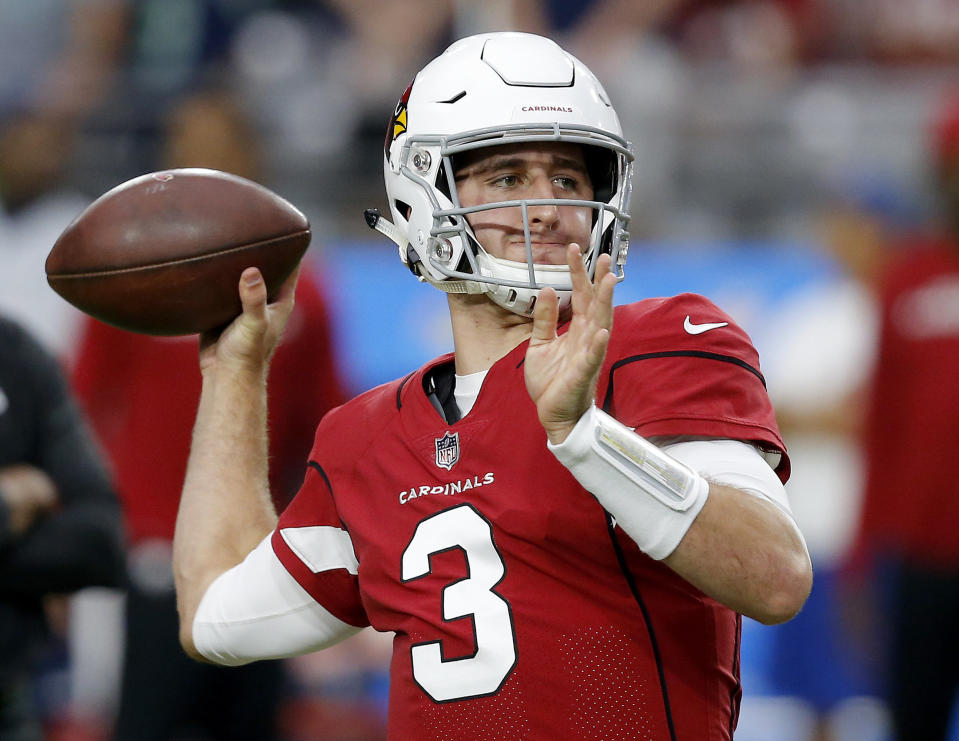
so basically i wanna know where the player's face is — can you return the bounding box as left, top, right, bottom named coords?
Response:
left=453, top=142, right=594, bottom=264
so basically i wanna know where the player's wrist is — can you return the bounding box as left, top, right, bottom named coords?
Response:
left=548, top=405, right=710, bottom=559
left=540, top=403, right=594, bottom=445
left=542, top=421, right=577, bottom=446
left=199, top=361, right=270, bottom=415
left=209, top=342, right=271, bottom=378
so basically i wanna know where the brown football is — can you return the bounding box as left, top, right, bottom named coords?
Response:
left=46, top=168, right=311, bottom=335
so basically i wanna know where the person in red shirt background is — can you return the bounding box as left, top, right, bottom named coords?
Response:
left=70, top=89, right=347, bottom=741
left=853, top=88, right=959, bottom=741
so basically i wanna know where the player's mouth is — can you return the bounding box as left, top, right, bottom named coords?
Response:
left=511, top=239, right=574, bottom=264
left=523, top=240, right=570, bottom=265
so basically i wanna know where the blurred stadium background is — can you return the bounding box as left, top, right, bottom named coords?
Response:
left=3, top=1, right=958, bottom=739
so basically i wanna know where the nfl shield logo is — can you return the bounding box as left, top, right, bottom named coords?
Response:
left=434, top=431, right=460, bottom=470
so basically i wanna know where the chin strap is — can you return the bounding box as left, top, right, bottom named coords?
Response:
left=364, top=208, right=487, bottom=295
left=424, top=276, right=488, bottom=295
left=363, top=207, right=406, bottom=251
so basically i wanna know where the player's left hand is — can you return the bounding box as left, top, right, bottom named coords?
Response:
left=525, top=244, right=616, bottom=444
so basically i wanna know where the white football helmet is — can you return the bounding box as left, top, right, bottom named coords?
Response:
left=369, top=32, right=634, bottom=316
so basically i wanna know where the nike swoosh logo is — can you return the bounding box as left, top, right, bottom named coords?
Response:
left=684, top=316, right=729, bottom=335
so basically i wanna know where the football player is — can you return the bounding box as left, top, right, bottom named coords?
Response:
left=172, top=33, right=812, bottom=740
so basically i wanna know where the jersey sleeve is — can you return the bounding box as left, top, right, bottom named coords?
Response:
left=194, top=534, right=363, bottom=666
left=271, top=460, right=370, bottom=628
left=602, top=294, right=790, bottom=481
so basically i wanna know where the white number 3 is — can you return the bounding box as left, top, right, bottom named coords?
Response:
left=401, top=504, right=517, bottom=702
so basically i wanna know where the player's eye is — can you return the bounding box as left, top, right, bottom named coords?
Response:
left=490, top=174, right=520, bottom=188
left=553, top=175, right=581, bottom=192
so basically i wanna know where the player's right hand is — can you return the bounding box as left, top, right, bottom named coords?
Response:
left=198, top=266, right=299, bottom=376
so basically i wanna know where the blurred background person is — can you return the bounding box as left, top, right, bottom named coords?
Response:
left=0, top=0, right=127, bottom=358
left=0, top=108, right=92, bottom=360
left=850, top=88, right=959, bottom=741
left=68, top=86, right=349, bottom=741
left=0, top=0, right=125, bottom=121
left=0, top=7, right=128, bottom=735
left=0, top=314, right=124, bottom=741
left=748, top=168, right=918, bottom=741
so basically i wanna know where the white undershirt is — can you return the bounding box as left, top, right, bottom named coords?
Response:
left=453, top=369, right=487, bottom=417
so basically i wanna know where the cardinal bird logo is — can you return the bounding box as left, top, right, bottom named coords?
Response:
left=386, top=79, right=413, bottom=155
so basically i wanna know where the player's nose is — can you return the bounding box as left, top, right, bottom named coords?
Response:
left=526, top=176, right=560, bottom=226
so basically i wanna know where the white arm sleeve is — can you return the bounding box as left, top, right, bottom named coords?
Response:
left=663, top=438, right=805, bottom=542
left=662, top=438, right=795, bottom=518
left=193, top=534, right=363, bottom=666
left=548, top=405, right=803, bottom=558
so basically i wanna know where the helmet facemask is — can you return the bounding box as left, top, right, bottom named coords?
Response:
left=386, top=124, right=632, bottom=316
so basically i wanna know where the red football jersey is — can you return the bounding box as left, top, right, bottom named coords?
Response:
left=858, top=239, right=959, bottom=565
left=273, top=293, right=787, bottom=741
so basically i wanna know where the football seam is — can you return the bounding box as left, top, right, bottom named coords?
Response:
left=47, top=230, right=310, bottom=279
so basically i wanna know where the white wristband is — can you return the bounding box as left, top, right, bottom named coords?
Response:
left=548, top=405, right=710, bottom=560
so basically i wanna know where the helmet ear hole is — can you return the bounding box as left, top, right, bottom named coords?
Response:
left=394, top=199, right=413, bottom=220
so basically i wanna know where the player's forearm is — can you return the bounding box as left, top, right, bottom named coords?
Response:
left=549, top=406, right=811, bottom=623
left=664, top=484, right=812, bottom=624
left=173, top=364, right=278, bottom=656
